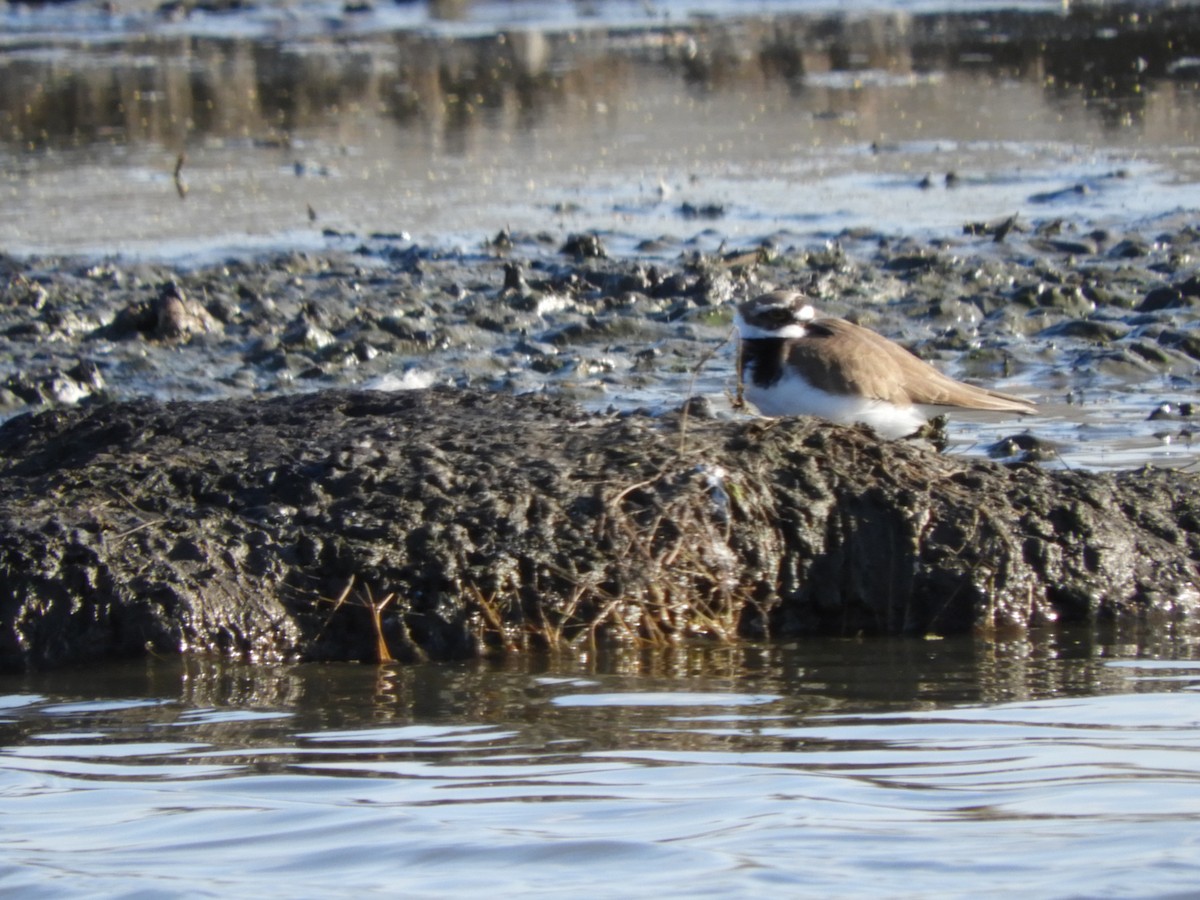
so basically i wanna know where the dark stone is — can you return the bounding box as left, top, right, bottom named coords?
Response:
left=1038, top=319, right=1128, bottom=342
left=560, top=233, right=607, bottom=260
left=1138, top=286, right=1191, bottom=312
left=1109, top=238, right=1150, bottom=258
left=884, top=254, right=940, bottom=273
left=678, top=203, right=726, bottom=220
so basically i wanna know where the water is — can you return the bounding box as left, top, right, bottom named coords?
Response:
left=3, top=4, right=1200, bottom=891
left=4, top=634, right=1200, bottom=897
left=0, top=0, right=1070, bottom=44
left=2, top=4, right=1198, bottom=259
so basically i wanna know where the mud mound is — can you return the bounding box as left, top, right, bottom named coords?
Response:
left=0, top=388, right=1197, bottom=670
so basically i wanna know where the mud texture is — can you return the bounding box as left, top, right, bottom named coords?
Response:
left=1, top=387, right=1197, bottom=671
left=4, top=211, right=1200, bottom=449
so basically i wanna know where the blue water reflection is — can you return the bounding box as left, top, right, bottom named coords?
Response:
left=2, top=636, right=1199, bottom=896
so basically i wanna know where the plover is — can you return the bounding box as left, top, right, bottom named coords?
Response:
left=734, top=290, right=1036, bottom=439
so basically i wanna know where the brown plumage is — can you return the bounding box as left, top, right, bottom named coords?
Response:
left=734, top=290, right=1036, bottom=436
left=786, top=316, right=1036, bottom=412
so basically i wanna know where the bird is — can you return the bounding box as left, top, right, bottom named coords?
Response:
left=733, top=290, right=1036, bottom=439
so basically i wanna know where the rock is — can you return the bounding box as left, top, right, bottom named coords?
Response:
left=1038, top=319, right=1129, bottom=342
left=986, top=431, right=1058, bottom=463
left=1109, top=238, right=1152, bottom=258
left=1158, top=330, right=1200, bottom=362
left=282, top=319, right=337, bottom=351
left=560, top=233, right=607, bottom=259
left=1034, top=237, right=1098, bottom=256
left=1138, top=286, right=1195, bottom=312
left=678, top=202, right=726, bottom=220
left=1148, top=402, right=1195, bottom=421
left=0, top=388, right=1197, bottom=672
left=103, top=281, right=220, bottom=342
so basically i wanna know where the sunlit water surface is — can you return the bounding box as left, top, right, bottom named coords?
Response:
left=3, top=635, right=1200, bottom=897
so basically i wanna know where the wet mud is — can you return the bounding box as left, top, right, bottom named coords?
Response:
left=1, top=387, right=1198, bottom=672
left=3, top=207, right=1198, bottom=466
left=1, top=216, right=1199, bottom=670
left=4, top=2, right=1200, bottom=256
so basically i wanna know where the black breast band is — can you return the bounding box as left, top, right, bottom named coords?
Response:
left=741, top=339, right=787, bottom=388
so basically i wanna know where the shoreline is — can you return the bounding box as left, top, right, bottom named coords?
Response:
left=3, top=207, right=1198, bottom=470
left=1, top=0, right=1197, bottom=470
left=2, top=386, right=1198, bottom=670
left=3, top=3, right=1199, bottom=259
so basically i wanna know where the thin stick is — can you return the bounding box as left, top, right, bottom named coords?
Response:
left=734, top=327, right=745, bottom=410
left=469, top=584, right=517, bottom=652
left=174, top=152, right=188, bottom=199
left=367, top=590, right=396, bottom=664
left=314, top=575, right=357, bottom=640
left=677, top=326, right=734, bottom=453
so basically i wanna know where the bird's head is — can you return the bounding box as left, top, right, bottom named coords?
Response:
left=733, top=291, right=816, bottom=340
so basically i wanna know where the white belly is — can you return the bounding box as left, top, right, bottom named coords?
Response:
left=743, top=369, right=926, bottom=440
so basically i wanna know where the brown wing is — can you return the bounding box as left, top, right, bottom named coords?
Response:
left=785, top=318, right=916, bottom=404
left=790, top=318, right=1036, bottom=413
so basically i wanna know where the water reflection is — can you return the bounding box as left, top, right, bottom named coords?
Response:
left=2, top=6, right=1196, bottom=259
left=4, top=631, right=1200, bottom=896
left=0, top=30, right=599, bottom=151
left=3, top=9, right=1199, bottom=154
left=3, top=626, right=1198, bottom=759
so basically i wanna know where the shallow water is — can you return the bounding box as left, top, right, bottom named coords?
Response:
left=3, top=633, right=1200, bottom=897
left=2, top=3, right=1198, bottom=259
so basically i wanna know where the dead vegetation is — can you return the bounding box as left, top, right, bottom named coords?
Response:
left=1, top=388, right=1198, bottom=671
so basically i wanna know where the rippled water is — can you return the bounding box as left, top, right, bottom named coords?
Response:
left=4, top=634, right=1200, bottom=897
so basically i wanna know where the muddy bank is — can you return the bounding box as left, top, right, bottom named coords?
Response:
left=4, top=204, right=1200, bottom=468
left=0, top=387, right=1197, bottom=671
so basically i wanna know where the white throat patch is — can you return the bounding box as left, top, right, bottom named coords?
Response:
left=733, top=303, right=815, bottom=340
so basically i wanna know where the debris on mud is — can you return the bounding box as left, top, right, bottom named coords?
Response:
left=0, top=388, right=1197, bottom=671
